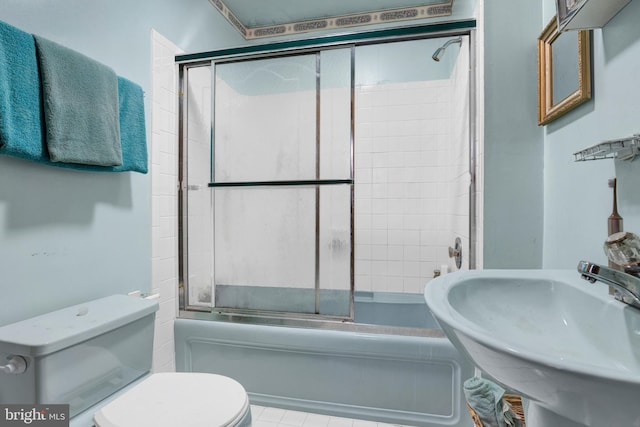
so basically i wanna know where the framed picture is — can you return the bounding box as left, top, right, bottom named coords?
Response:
left=537, top=17, right=591, bottom=125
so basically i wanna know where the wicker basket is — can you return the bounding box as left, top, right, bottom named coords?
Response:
left=467, top=393, right=526, bottom=427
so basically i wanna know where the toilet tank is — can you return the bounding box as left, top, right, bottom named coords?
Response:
left=0, top=295, right=159, bottom=419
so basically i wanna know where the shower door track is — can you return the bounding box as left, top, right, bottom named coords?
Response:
left=178, top=308, right=445, bottom=338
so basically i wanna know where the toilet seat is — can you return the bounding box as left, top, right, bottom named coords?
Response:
left=93, top=373, right=250, bottom=427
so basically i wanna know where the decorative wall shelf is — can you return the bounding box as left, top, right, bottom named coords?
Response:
left=573, top=134, right=640, bottom=162
left=556, top=0, right=631, bottom=32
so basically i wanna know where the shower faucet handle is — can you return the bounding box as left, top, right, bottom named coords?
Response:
left=448, top=237, right=462, bottom=270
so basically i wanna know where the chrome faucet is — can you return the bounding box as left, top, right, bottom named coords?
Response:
left=578, top=260, right=640, bottom=309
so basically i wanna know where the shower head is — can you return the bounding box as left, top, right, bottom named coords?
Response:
left=432, top=37, right=462, bottom=62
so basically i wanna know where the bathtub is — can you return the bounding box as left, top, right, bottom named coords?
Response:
left=174, top=291, right=474, bottom=427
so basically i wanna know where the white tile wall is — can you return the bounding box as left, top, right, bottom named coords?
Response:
left=354, top=71, right=470, bottom=294
left=150, top=30, right=183, bottom=373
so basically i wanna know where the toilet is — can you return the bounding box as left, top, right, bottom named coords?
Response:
left=0, top=295, right=251, bottom=427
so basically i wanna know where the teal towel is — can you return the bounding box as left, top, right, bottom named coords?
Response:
left=34, top=35, right=123, bottom=166
left=464, top=377, right=521, bottom=427
left=112, top=76, right=148, bottom=174
left=0, top=21, right=147, bottom=173
left=0, top=20, right=46, bottom=161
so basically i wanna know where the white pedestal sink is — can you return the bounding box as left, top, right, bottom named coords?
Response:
left=424, top=269, right=640, bottom=427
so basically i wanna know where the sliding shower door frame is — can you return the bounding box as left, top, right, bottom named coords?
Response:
left=207, top=46, right=355, bottom=320
left=178, top=24, right=478, bottom=322
left=177, top=60, right=212, bottom=312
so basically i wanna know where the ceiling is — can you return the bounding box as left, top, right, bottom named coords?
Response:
left=208, top=0, right=454, bottom=39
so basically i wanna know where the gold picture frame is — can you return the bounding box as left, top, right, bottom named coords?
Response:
left=538, top=17, right=591, bottom=126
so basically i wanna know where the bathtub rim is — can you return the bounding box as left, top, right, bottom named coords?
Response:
left=178, top=309, right=445, bottom=338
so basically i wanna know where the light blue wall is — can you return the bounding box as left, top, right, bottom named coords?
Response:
left=5, top=0, right=635, bottom=328
left=0, top=0, right=244, bottom=326
left=0, top=0, right=485, bottom=327
left=541, top=0, right=640, bottom=268
left=1, top=0, right=480, bottom=327
left=483, top=2, right=544, bottom=268
left=484, top=1, right=640, bottom=270
left=10, top=0, right=607, bottom=330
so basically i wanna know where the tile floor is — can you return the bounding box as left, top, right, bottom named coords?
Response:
left=251, top=405, right=411, bottom=427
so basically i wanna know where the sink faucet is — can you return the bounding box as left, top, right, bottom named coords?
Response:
left=577, top=260, right=640, bottom=309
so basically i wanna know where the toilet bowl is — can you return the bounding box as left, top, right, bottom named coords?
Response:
left=94, top=372, right=251, bottom=427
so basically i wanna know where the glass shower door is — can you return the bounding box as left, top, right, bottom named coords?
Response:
left=210, top=49, right=353, bottom=317
left=180, top=35, right=475, bottom=318
left=181, top=64, right=214, bottom=309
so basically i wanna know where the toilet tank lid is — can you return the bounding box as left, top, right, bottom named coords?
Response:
left=0, top=295, right=159, bottom=357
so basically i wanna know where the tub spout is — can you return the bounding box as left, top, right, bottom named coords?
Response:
left=577, top=260, right=640, bottom=309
